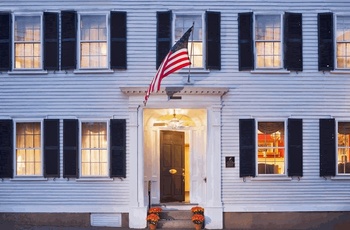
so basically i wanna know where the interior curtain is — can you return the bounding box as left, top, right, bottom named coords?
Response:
left=338, top=122, right=350, bottom=135
left=258, top=122, right=284, bottom=134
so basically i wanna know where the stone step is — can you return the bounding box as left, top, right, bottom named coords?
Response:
left=158, top=219, right=194, bottom=228
left=160, top=210, right=192, bottom=220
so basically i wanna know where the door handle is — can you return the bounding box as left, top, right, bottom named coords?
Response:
left=169, top=169, right=177, bottom=174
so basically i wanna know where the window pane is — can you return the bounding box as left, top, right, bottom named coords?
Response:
left=337, top=122, right=350, bottom=174
left=336, top=16, right=350, bottom=69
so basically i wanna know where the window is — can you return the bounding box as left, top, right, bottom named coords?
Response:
left=79, top=14, right=108, bottom=69
left=81, top=122, right=108, bottom=177
left=255, top=15, right=282, bottom=69
left=336, top=16, right=350, bottom=69
left=14, top=15, right=42, bottom=69
left=174, top=14, right=203, bottom=68
left=15, top=122, right=42, bottom=176
left=337, top=122, right=350, bottom=174
left=257, top=121, right=285, bottom=175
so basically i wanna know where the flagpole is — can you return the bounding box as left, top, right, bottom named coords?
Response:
left=188, top=22, right=195, bottom=83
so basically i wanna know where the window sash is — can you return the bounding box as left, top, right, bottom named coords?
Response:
left=13, top=15, right=42, bottom=69
left=79, top=14, right=108, bottom=69
left=337, top=122, right=350, bottom=174
left=336, top=16, right=350, bottom=69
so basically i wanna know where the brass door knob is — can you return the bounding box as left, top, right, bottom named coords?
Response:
left=169, top=169, right=177, bottom=174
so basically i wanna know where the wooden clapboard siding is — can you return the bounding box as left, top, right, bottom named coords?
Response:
left=0, top=0, right=350, bottom=214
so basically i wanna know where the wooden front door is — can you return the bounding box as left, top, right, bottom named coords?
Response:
left=160, top=130, right=185, bottom=202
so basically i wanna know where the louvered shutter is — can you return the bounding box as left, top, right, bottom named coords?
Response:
left=0, top=120, right=13, bottom=178
left=238, top=12, right=254, bottom=71
left=63, top=119, right=78, bottom=178
left=239, top=119, right=256, bottom=177
left=156, top=11, right=172, bottom=69
left=319, top=119, right=336, bottom=177
left=318, top=13, right=334, bottom=71
left=0, top=12, right=11, bottom=71
left=111, top=11, right=127, bottom=69
left=61, top=11, right=77, bottom=70
left=44, top=12, right=59, bottom=70
left=288, top=119, right=303, bottom=177
left=284, top=13, right=303, bottom=71
left=44, top=119, right=60, bottom=177
left=110, top=119, right=126, bottom=178
left=206, top=11, right=221, bottom=70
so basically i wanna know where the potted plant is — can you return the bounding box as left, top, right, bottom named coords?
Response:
left=192, top=213, right=205, bottom=230
left=148, top=206, right=162, bottom=215
left=146, top=213, right=160, bottom=230
left=191, top=206, right=204, bottom=215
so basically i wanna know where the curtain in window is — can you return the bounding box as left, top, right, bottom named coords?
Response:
left=258, top=122, right=284, bottom=134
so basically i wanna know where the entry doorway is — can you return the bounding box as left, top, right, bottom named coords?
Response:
left=160, top=130, right=185, bottom=202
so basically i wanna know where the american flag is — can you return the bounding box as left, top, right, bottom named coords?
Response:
left=144, top=26, right=193, bottom=105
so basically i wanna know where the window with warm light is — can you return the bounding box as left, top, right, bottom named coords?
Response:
left=81, top=122, right=108, bottom=177
left=175, top=14, right=203, bottom=68
left=337, top=122, right=350, bottom=174
left=255, top=14, right=282, bottom=69
left=79, top=14, right=108, bottom=69
left=14, top=15, right=42, bottom=69
left=257, top=121, right=285, bottom=175
left=16, top=122, right=42, bottom=176
left=336, top=16, right=350, bottom=69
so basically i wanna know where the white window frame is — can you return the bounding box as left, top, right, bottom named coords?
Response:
left=336, top=120, right=350, bottom=175
left=173, top=12, right=205, bottom=70
left=253, top=12, right=284, bottom=70
left=77, top=12, right=110, bottom=70
left=79, top=120, right=110, bottom=178
left=12, top=12, right=43, bottom=71
left=13, top=119, right=43, bottom=177
left=334, top=14, right=350, bottom=70
left=255, top=119, right=287, bottom=177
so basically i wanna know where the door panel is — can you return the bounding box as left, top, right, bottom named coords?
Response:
left=160, top=130, right=185, bottom=202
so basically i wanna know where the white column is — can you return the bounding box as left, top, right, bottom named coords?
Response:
left=205, top=105, right=223, bottom=229
left=128, top=105, right=148, bottom=228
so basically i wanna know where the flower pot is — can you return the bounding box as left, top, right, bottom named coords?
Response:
left=149, top=223, right=157, bottom=230
left=194, top=223, right=202, bottom=230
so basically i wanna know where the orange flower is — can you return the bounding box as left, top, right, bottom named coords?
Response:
left=146, top=213, right=160, bottom=225
left=192, top=213, right=205, bottom=224
left=191, top=206, right=204, bottom=214
left=148, top=207, right=162, bottom=214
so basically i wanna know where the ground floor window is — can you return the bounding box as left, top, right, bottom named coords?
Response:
left=337, top=122, right=350, bottom=174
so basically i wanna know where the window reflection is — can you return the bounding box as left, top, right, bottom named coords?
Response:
left=336, top=16, right=350, bottom=69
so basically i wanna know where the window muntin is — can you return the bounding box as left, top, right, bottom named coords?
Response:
left=255, top=15, right=282, bottom=69
left=81, top=122, right=108, bottom=177
left=79, top=14, right=108, bottom=69
left=15, top=122, right=42, bottom=176
left=336, top=16, right=350, bottom=69
left=257, top=121, right=285, bottom=175
left=175, top=14, right=203, bottom=68
left=14, top=15, right=42, bottom=69
left=337, top=122, right=350, bottom=174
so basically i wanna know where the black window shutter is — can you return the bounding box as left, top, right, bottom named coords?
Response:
left=206, top=11, right=221, bottom=70
left=318, top=13, right=334, bottom=71
left=156, top=11, right=172, bottom=69
left=288, top=119, right=303, bottom=177
left=44, top=12, right=59, bottom=71
left=63, top=119, right=78, bottom=178
left=239, top=119, right=256, bottom=177
left=238, top=12, right=254, bottom=71
left=61, top=11, right=77, bottom=70
left=44, top=119, right=60, bottom=177
left=0, top=120, right=13, bottom=178
left=110, top=119, right=126, bottom=178
left=0, top=12, right=11, bottom=71
left=284, top=13, right=303, bottom=71
left=111, top=11, right=127, bottom=70
left=319, top=119, right=336, bottom=177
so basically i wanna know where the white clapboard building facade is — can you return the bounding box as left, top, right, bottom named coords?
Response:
left=1, top=0, right=350, bottom=229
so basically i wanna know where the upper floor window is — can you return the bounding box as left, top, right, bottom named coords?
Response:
left=257, top=121, right=285, bottom=175
left=255, top=15, right=282, bottom=69
left=337, top=122, right=350, bottom=174
left=79, top=14, right=108, bottom=69
left=174, top=14, right=203, bottom=68
left=81, top=122, right=108, bottom=177
left=14, top=15, right=42, bottom=70
left=15, top=122, right=42, bottom=176
left=336, top=16, right=350, bottom=69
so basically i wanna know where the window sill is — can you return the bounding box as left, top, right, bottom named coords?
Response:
left=331, top=175, right=350, bottom=180
left=73, top=69, right=114, bottom=74
left=250, top=70, right=290, bottom=74
left=251, top=175, right=292, bottom=181
left=330, top=70, right=350, bottom=74
left=76, top=178, right=114, bottom=182
left=8, top=70, right=48, bottom=75
left=11, top=177, right=48, bottom=181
